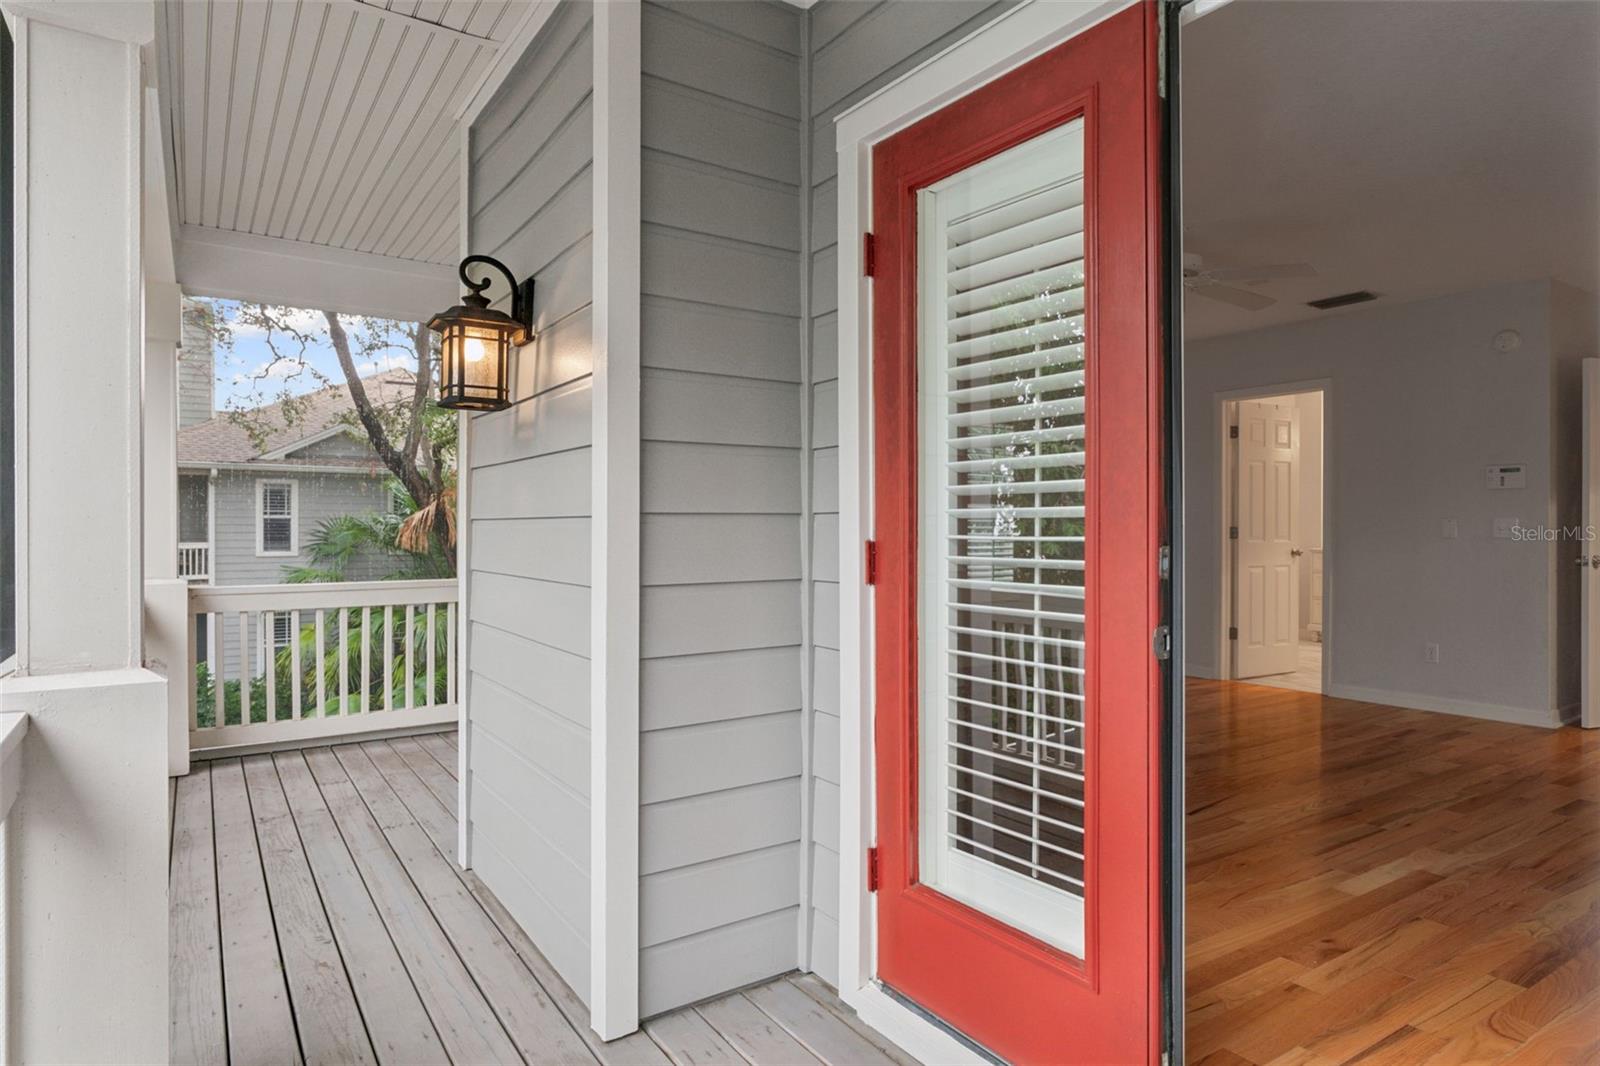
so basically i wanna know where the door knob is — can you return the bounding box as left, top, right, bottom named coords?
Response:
left=1578, top=554, right=1600, bottom=569
left=1290, top=548, right=1304, bottom=557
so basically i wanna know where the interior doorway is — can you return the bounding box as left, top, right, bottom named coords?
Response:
left=1219, top=387, right=1326, bottom=693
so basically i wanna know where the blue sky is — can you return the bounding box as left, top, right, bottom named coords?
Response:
left=205, top=298, right=419, bottom=412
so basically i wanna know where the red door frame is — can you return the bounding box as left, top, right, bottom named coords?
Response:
left=869, top=6, right=1165, bottom=1063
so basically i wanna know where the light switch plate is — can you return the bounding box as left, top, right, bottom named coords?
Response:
left=1441, top=518, right=1458, bottom=539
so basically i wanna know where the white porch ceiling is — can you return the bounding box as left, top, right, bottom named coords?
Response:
left=158, top=0, right=527, bottom=270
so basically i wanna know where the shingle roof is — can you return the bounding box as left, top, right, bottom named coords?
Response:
left=177, top=369, right=419, bottom=467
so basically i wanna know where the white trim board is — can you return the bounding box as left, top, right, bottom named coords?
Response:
left=175, top=224, right=456, bottom=322
left=589, top=0, right=643, bottom=1039
left=831, top=0, right=1137, bottom=1052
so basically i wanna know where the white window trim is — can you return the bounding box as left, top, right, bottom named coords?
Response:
left=830, top=2, right=1135, bottom=1063
left=254, top=478, right=299, bottom=557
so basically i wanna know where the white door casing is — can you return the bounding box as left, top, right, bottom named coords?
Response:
left=1582, top=359, right=1600, bottom=728
left=1233, top=399, right=1300, bottom=678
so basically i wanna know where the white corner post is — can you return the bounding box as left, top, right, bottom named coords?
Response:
left=1, top=2, right=170, bottom=1062
left=589, top=0, right=642, bottom=1039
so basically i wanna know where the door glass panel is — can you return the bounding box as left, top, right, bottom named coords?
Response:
left=917, top=121, right=1087, bottom=957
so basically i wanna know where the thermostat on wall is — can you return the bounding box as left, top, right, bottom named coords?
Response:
left=1487, top=464, right=1526, bottom=489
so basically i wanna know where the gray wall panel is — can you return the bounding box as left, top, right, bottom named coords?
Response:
left=465, top=0, right=596, bottom=1005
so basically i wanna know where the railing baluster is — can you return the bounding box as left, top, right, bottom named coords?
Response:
left=361, top=606, right=372, bottom=714
left=289, top=609, right=301, bottom=721
left=314, top=609, right=326, bottom=717
left=404, top=605, right=415, bottom=710
left=238, top=611, right=251, bottom=727
left=425, top=603, right=437, bottom=710
left=446, top=602, right=457, bottom=709
left=188, top=609, right=200, bottom=731
left=339, top=607, right=350, bottom=717
left=266, top=611, right=278, bottom=725
left=383, top=607, right=394, bottom=712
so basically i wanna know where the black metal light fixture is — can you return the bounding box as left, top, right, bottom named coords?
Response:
left=427, top=255, right=535, bottom=412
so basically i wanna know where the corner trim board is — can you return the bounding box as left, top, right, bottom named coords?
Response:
left=589, top=0, right=644, bottom=1039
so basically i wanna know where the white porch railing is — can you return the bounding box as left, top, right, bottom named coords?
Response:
left=178, top=542, right=210, bottom=581
left=188, top=579, right=457, bottom=756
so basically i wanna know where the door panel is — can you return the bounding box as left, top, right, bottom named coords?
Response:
left=871, top=7, right=1162, bottom=1063
left=1233, top=400, right=1299, bottom=678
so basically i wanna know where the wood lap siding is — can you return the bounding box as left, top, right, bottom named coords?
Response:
left=800, top=0, right=1017, bottom=986
left=465, top=0, right=596, bottom=1004
left=638, top=0, right=806, bottom=1018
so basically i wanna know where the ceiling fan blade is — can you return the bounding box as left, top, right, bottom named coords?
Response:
left=1206, top=262, right=1318, bottom=283
left=1192, top=283, right=1277, bottom=311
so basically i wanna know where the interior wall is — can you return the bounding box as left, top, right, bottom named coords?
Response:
left=1186, top=280, right=1577, bottom=725
left=464, top=0, right=596, bottom=1002
left=1549, top=280, right=1600, bottom=711
left=635, top=0, right=805, bottom=1018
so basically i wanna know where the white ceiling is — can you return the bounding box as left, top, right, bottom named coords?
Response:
left=1181, top=0, right=1600, bottom=340
left=158, top=0, right=528, bottom=268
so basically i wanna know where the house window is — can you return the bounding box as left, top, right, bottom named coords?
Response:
left=257, top=480, right=297, bottom=556
left=272, top=613, right=293, bottom=650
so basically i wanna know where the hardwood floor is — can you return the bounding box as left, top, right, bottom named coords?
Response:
left=1187, top=679, right=1600, bottom=1065
left=169, top=730, right=914, bottom=1066
left=1239, top=641, right=1324, bottom=695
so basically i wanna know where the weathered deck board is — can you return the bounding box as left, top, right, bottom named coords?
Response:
left=304, top=746, right=522, bottom=1065
left=273, top=751, right=448, bottom=1063
left=746, top=977, right=903, bottom=1066
left=170, top=730, right=916, bottom=1066
left=696, top=993, right=823, bottom=1064
left=210, top=759, right=302, bottom=1066
left=334, top=742, right=600, bottom=1064
left=240, top=754, right=374, bottom=1065
left=169, top=767, right=227, bottom=1066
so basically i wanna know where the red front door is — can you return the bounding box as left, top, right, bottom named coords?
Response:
left=870, top=6, right=1164, bottom=1063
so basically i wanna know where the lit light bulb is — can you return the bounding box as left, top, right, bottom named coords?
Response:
left=464, top=336, right=488, bottom=363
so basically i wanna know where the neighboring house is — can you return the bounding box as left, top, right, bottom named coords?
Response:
left=176, top=304, right=416, bottom=671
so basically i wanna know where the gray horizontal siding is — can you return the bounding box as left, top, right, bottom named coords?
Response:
left=797, top=0, right=1017, bottom=987
left=465, top=0, right=595, bottom=1007
left=637, top=0, right=804, bottom=1018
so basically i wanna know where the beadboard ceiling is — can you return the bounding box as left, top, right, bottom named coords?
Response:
left=158, top=0, right=530, bottom=267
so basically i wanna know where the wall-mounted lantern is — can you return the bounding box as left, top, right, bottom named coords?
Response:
left=427, top=255, right=535, bottom=412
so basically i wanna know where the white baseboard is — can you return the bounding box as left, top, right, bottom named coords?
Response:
left=1325, top=682, right=1565, bottom=730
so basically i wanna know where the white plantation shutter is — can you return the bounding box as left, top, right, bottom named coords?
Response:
left=918, top=121, right=1088, bottom=954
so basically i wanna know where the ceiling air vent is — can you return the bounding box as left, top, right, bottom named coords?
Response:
left=1306, top=290, right=1378, bottom=310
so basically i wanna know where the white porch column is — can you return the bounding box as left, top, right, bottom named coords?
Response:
left=0, top=3, right=169, bottom=1062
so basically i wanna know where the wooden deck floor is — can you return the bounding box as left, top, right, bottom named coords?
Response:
left=1187, top=679, right=1600, bottom=1064
left=169, top=731, right=915, bottom=1066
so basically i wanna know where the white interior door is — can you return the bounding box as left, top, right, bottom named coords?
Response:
left=1234, top=399, right=1300, bottom=678
left=1582, top=359, right=1600, bottom=728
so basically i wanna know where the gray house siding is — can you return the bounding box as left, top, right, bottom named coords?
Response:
left=196, top=468, right=392, bottom=679
left=178, top=297, right=214, bottom=428
left=465, top=0, right=596, bottom=1005
left=799, top=0, right=1016, bottom=987
left=637, top=0, right=804, bottom=1018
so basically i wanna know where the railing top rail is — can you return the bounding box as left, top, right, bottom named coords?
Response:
left=190, top=578, right=458, bottom=613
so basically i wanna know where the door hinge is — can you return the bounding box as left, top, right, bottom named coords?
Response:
left=1229, top=626, right=1238, bottom=641
left=1158, top=544, right=1171, bottom=581
left=863, top=232, right=876, bottom=277
left=864, top=539, right=878, bottom=585
left=1152, top=624, right=1172, bottom=661
left=866, top=847, right=881, bottom=892
left=1229, top=526, right=1238, bottom=540
left=1229, top=424, right=1239, bottom=439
